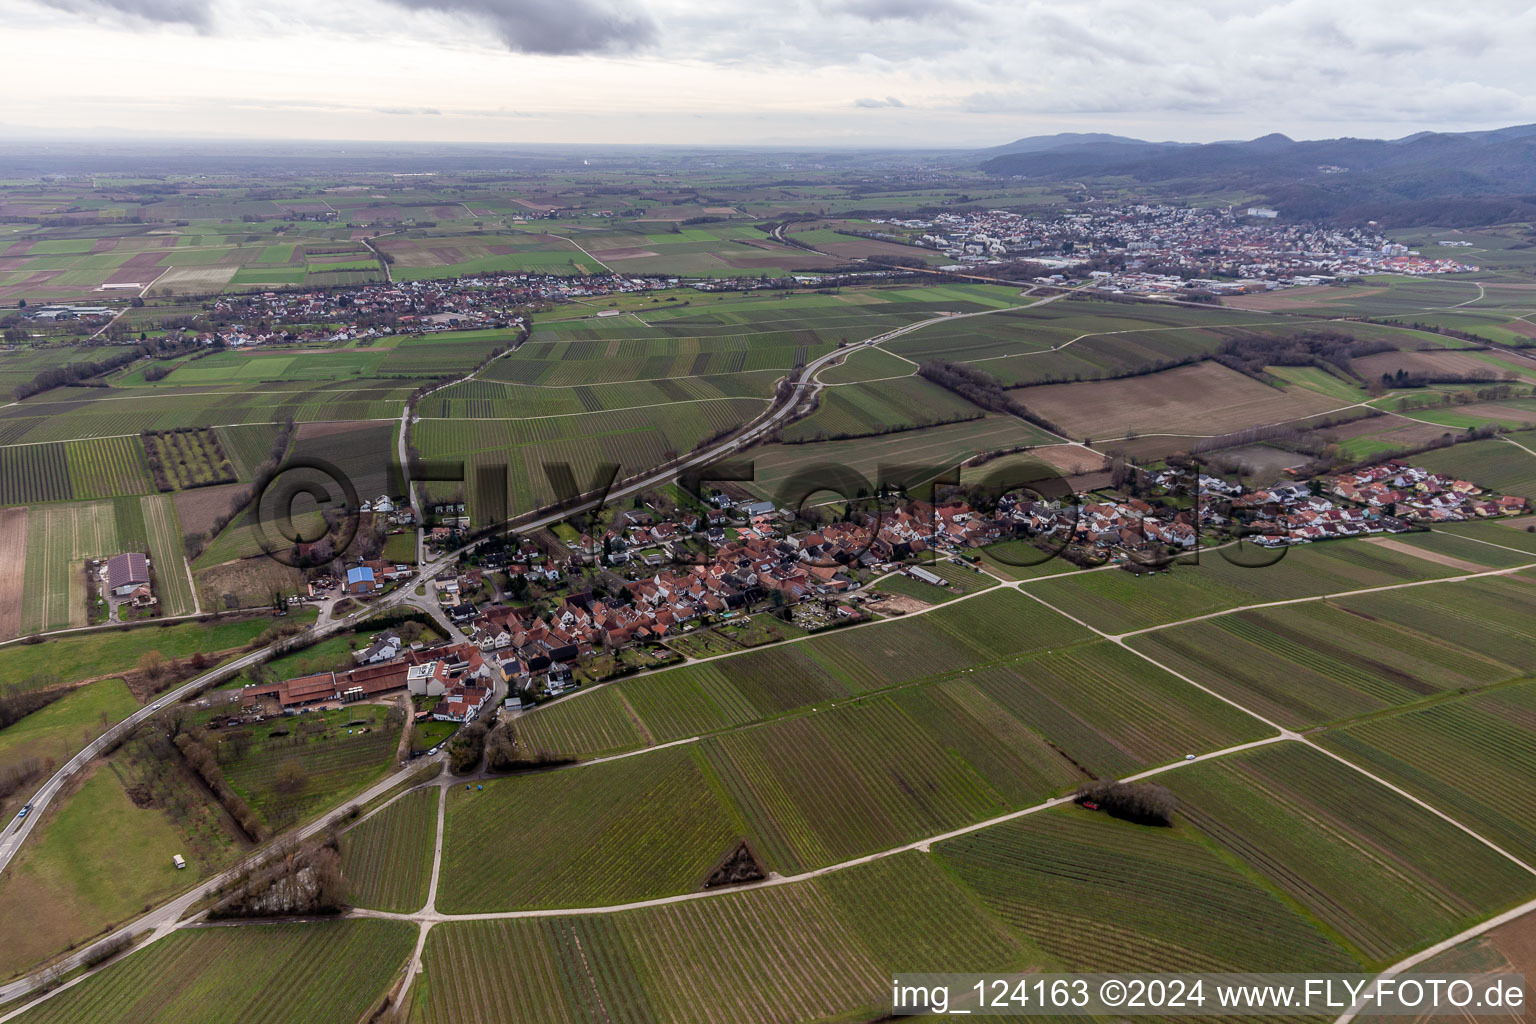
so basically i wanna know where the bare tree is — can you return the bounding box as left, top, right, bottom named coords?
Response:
left=137, top=650, right=167, bottom=682
left=274, top=758, right=308, bottom=795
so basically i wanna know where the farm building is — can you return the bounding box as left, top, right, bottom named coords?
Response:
left=105, top=552, right=151, bottom=596
left=244, top=660, right=409, bottom=709
left=346, top=566, right=377, bottom=594
left=908, top=566, right=948, bottom=587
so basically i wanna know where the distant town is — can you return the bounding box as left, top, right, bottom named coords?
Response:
left=872, top=204, right=1479, bottom=295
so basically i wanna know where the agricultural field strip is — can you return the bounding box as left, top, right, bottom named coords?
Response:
left=1013, top=580, right=1536, bottom=880
left=856, top=286, right=1079, bottom=350
left=351, top=733, right=1293, bottom=926
left=966, top=314, right=1346, bottom=364
left=1427, top=281, right=1487, bottom=310
left=1109, top=560, right=1536, bottom=642
left=1090, top=395, right=1384, bottom=444
left=416, top=394, right=765, bottom=423
left=1378, top=404, right=1534, bottom=434
left=0, top=417, right=395, bottom=449
left=0, top=609, right=212, bottom=651
left=446, top=368, right=786, bottom=390
left=1502, top=434, right=1536, bottom=460
left=820, top=372, right=918, bottom=387
left=9, top=385, right=411, bottom=406
left=543, top=311, right=907, bottom=335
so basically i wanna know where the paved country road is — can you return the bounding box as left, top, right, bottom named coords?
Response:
left=0, top=758, right=431, bottom=1009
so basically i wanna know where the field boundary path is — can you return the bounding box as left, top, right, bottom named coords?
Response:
left=545, top=233, right=614, bottom=274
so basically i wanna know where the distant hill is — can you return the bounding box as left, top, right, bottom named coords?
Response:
left=975, top=132, right=1162, bottom=157
left=978, top=124, right=1536, bottom=225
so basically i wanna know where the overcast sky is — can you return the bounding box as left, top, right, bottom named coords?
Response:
left=3, top=0, right=1535, bottom=146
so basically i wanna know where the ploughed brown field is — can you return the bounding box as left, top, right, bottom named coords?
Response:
left=1010, top=360, right=1341, bottom=441
left=0, top=506, right=26, bottom=639
left=1355, top=348, right=1531, bottom=381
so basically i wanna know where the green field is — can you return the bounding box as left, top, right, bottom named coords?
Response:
left=340, top=785, right=437, bottom=913
left=1127, top=574, right=1536, bottom=727
left=0, top=612, right=295, bottom=692
left=1025, top=536, right=1470, bottom=635
left=780, top=376, right=983, bottom=442
left=509, top=630, right=1268, bottom=893
left=701, top=642, right=1270, bottom=874
left=383, top=531, right=416, bottom=563
left=937, top=806, right=1358, bottom=972
left=748, top=415, right=1059, bottom=505
left=415, top=394, right=766, bottom=515
left=816, top=345, right=917, bottom=384
left=0, top=765, right=221, bottom=978
left=19, top=499, right=123, bottom=634
left=511, top=685, right=647, bottom=759
left=0, top=442, right=73, bottom=505
left=141, top=494, right=195, bottom=615
left=214, top=422, right=283, bottom=478
left=219, top=704, right=400, bottom=829
left=63, top=436, right=155, bottom=500
left=0, top=678, right=138, bottom=779
left=1163, top=742, right=1536, bottom=965
left=0, top=378, right=417, bottom=447
left=1320, top=680, right=1536, bottom=864
left=413, top=853, right=1029, bottom=1024
left=11, top=919, right=415, bottom=1024
left=438, top=745, right=748, bottom=912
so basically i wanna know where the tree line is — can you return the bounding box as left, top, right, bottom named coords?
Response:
left=173, top=728, right=265, bottom=841
left=1214, top=329, right=1394, bottom=381
left=918, top=360, right=1068, bottom=436
left=1075, top=778, right=1177, bottom=826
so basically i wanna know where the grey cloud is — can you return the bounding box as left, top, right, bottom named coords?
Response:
left=382, top=0, right=656, bottom=54
left=854, top=96, right=906, bottom=107
left=375, top=106, right=443, bottom=115
left=825, top=0, right=967, bottom=21
left=35, top=0, right=210, bottom=30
